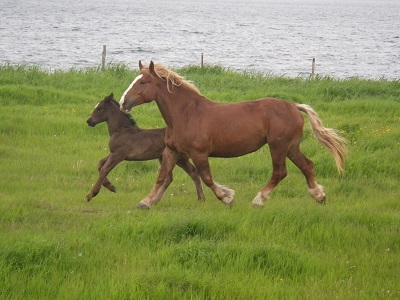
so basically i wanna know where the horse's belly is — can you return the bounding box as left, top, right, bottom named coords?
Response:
left=209, top=137, right=266, bottom=158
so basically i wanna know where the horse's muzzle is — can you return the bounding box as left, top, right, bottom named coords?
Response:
left=120, top=102, right=129, bottom=113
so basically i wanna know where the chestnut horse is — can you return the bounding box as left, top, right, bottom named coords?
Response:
left=86, top=93, right=204, bottom=202
left=120, top=61, right=347, bottom=209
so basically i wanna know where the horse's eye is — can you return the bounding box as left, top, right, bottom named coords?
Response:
left=140, top=81, right=146, bottom=85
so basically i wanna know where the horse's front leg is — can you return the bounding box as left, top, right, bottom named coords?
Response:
left=192, top=154, right=235, bottom=206
left=137, top=147, right=179, bottom=209
left=86, top=154, right=123, bottom=202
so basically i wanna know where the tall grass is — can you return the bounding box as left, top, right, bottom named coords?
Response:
left=0, top=64, right=399, bottom=299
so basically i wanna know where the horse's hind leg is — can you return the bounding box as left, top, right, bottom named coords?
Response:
left=98, top=155, right=116, bottom=192
left=192, top=154, right=235, bottom=206
left=252, top=147, right=288, bottom=207
left=287, top=144, right=326, bottom=203
left=176, top=158, right=206, bottom=201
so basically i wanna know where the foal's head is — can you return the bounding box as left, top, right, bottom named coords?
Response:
left=87, top=93, right=136, bottom=127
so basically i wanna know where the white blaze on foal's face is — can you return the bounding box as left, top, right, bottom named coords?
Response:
left=119, top=74, right=143, bottom=108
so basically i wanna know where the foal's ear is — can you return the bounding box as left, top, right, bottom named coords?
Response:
left=149, top=61, right=156, bottom=77
left=139, top=60, right=144, bottom=70
left=105, top=93, right=114, bottom=102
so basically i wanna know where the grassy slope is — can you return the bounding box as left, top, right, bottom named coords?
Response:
left=0, top=64, right=399, bottom=299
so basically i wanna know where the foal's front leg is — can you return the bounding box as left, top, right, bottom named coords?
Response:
left=86, top=154, right=123, bottom=202
left=192, top=155, right=235, bottom=206
left=98, top=155, right=116, bottom=192
left=137, top=147, right=179, bottom=209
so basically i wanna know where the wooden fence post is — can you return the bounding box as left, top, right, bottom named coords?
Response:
left=201, top=53, right=204, bottom=68
left=311, top=57, right=316, bottom=78
left=102, top=45, right=106, bottom=71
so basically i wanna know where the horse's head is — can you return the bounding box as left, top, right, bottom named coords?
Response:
left=87, top=93, right=115, bottom=127
left=119, top=60, right=158, bottom=112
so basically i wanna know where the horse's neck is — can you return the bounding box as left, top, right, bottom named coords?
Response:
left=106, top=110, right=139, bottom=135
left=155, top=100, right=174, bottom=128
left=156, top=88, right=206, bottom=127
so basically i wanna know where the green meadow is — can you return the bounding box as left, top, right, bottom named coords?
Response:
left=0, top=64, right=399, bottom=299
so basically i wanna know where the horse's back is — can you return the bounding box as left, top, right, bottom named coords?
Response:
left=203, top=97, right=303, bottom=133
left=196, top=98, right=304, bottom=157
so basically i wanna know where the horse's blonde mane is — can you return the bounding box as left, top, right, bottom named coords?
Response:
left=144, top=64, right=201, bottom=95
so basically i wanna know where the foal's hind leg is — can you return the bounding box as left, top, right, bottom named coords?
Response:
left=176, top=158, right=206, bottom=201
left=192, top=154, right=235, bottom=206
left=252, top=147, right=288, bottom=207
left=287, top=145, right=326, bottom=203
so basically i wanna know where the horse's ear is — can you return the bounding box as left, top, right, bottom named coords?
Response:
left=149, top=61, right=156, bottom=77
left=139, top=60, right=144, bottom=70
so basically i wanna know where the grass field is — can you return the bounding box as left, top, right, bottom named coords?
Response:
left=0, top=64, right=399, bottom=299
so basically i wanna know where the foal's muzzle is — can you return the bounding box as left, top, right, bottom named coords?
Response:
left=86, top=117, right=96, bottom=127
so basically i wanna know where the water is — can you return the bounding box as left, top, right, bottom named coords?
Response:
left=1, top=0, right=399, bottom=79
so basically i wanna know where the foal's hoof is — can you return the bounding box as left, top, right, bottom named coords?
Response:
left=85, top=196, right=91, bottom=203
left=137, top=202, right=150, bottom=210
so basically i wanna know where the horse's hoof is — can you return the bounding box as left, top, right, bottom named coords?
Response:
left=252, top=203, right=264, bottom=208
left=309, top=185, right=325, bottom=204
left=137, top=202, right=150, bottom=210
left=317, top=196, right=326, bottom=205
left=251, top=192, right=266, bottom=207
left=222, top=197, right=235, bottom=206
left=85, top=196, right=91, bottom=202
left=110, top=186, right=116, bottom=193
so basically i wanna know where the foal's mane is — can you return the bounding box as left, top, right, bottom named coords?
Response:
left=144, top=64, right=202, bottom=95
left=109, top=98, right=137, bottom=126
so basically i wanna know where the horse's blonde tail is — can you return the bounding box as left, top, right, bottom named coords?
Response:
left=296, top=104, right=348, bottom=175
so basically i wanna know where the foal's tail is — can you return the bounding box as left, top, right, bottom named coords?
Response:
left=296, top=104, right=348, bottom=174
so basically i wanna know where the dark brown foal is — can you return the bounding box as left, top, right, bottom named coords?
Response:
left=85, top=93, right=205, bottom=202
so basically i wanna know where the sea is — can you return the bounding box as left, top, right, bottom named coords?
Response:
left=1, top=0, right=399, bottom=79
